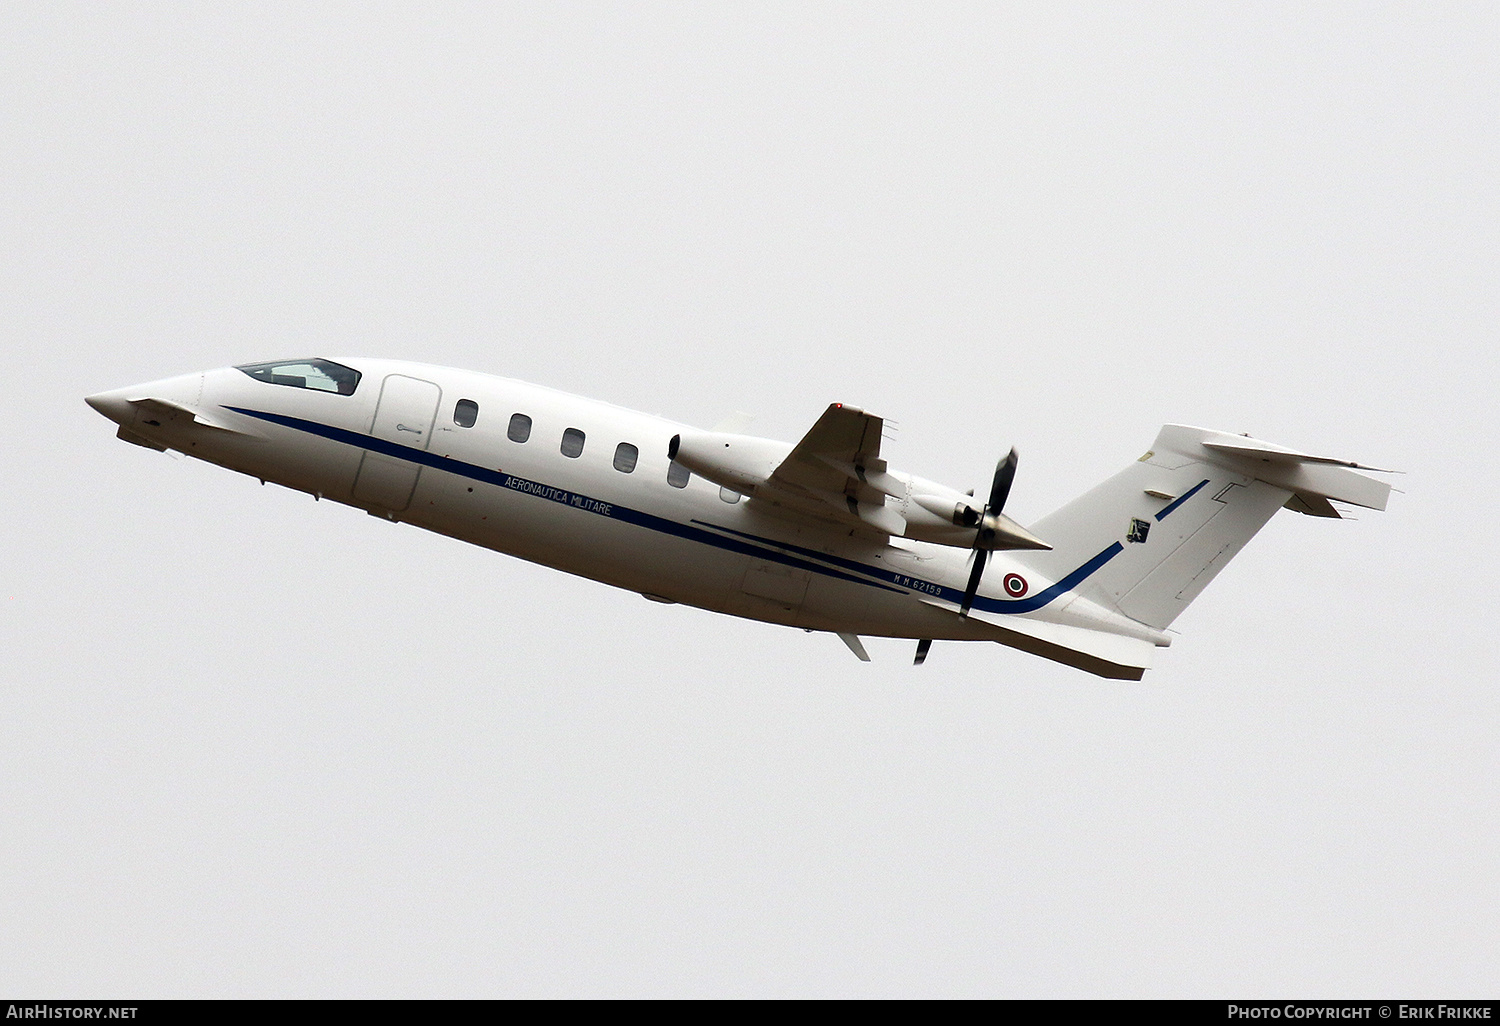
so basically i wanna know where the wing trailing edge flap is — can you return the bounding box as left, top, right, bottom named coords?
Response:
left=918, top=594, right=1156, bottom=680
left=762, top=403, right=907, bottom=536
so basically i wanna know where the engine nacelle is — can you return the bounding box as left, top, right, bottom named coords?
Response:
left=668, top=431, right=791, bottom=495
left=905, top=485, right=1051, bottom=551
left=903, top=486, right=982, bottom=547
left=912, top=490, right=980, bottom=527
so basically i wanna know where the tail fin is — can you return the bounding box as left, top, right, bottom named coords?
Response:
left=1016, top=425, right=1391, bottom=632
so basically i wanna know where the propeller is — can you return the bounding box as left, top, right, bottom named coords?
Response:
left=959, top=447, right=1051, bottom=618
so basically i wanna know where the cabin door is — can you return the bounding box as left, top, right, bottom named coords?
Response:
left=352, top=374, right=441, bottom=513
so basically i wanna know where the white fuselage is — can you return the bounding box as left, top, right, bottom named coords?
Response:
left=87, top=359, right=1026, bottom=644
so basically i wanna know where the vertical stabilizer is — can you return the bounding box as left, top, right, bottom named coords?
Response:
left=1013, top=425, right=1390, bottom=631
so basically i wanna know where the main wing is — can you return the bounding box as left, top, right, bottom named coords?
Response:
left=759, top=404, right=907, bottom=535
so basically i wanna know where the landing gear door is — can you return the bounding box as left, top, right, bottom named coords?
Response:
left=353, top=374, right=441, bottom=513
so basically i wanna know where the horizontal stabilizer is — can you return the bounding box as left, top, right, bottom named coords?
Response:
left=1201, top=437, right=1394, bottom=473
left=1196, top=430, right=1391, bottom=512
left=1282, top=492, right=1342, bottom=518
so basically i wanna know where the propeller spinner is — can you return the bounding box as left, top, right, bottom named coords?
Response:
left=959, top=448, right=1052, bottom=618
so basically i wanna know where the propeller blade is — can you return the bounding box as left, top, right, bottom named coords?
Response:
left=987, top=448, right=1018, bottom=517
left=960, top=547, right=988, bottom=618
left=963, top=448, right=1033, bottom=616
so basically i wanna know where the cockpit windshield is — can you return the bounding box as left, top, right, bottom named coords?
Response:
left=236, top=358, right=361, bottom=395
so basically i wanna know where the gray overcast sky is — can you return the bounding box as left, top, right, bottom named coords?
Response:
left=3, top=1, right=1496, bottom=997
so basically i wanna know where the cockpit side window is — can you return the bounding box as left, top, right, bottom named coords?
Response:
left=236, top=359, right=362, bottom=395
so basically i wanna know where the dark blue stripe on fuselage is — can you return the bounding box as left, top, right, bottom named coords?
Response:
left=224, top=404, right=1123, bottom=614
left=1155, top=478, right=1210, bottom=521
left=225, top=405, right=900, bottom=594
left=692, top=520, right=1121, bottom=614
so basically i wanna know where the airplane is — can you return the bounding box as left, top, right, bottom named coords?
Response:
left=85, top=357, right=1393, bottom=679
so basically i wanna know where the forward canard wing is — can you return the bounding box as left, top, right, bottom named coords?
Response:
left=108, top=396, right=268, bottom=450
left=126, top=397, right=261, bottom=436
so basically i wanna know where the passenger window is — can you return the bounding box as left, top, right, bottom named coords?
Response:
left=667, top=461, right=690, bottom=488
left=508, top=413, right=532, bottom=443
left=719, top=486, right=742, bottom=504
left=613, top=442, right=639, bottom=473
left=454, top=399, right=478, bottom=428
left=561, top=428, right=585, bottom=458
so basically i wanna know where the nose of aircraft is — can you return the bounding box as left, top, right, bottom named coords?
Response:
left=85, top=389, right=134, bottom=426
left=86, top=371, right=207, bottom=427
